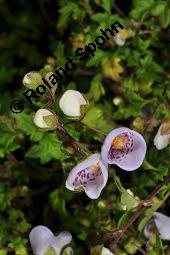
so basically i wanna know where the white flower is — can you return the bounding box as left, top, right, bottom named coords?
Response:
left=23, top=72, right=43, bottom=89
left=114, top=35, right=125, bottom=46
left=101, top=247, right=114, bottom=255
left=154, top=122, right=170, bottom=150
left=66, top=154, right=108, bottom=199
left=29, top=225, right=72, bottom=255
left=59, top=90, right=88, bottom=117
left=101, top=127, right=147, bottom=171
left=144, top=212, right=170, bottom=240
left=33, top=109, right=57, bottom=129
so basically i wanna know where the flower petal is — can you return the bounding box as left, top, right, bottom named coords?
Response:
left=52, top=231, right=72, bottom=255
left=153, top=212, right=170, bottom=240
left=101, top=127, right=146, bottom=171
left=29, top=225, right=54, bottom=255
left=66, top=154, right=108, bottom=199
left=144, top=219, right=155, bottom=239
left=84, top=160, right=108, bottom=199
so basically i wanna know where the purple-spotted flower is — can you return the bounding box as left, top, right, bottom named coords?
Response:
left=29, top=225, right=72, bottom=255
left=144, top=212, right=170, bottom=240
left=101, top=127, right=146, bottom=171
left=66, top=154, right=108, bottom=199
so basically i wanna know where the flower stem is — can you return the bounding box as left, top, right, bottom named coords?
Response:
left=80, top=122, right=106, bottom=136
left=111, top=173, right=170, bottom=251
left=56, top=123, right=91, bottom=157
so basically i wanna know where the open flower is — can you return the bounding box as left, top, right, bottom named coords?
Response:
left=144, top=212, right=170, bottom=240
left=29, top=225, right=72, bottom=255
left=154, top=121, right=170, bottom=150
left=59, top=90, right=88, bottom=117
left=101, top=127, right=146, bottom=171
left=66, top=154, right=108, bottom=199
left=33, top=109, right=58, bottom=129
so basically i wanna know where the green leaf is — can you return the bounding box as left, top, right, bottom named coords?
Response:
left=154, top=236, right=164, bottom=255
left=16, top=112, right=44, bottom=142
left=101, top=0, right=112, bottom=13
left=58, top=3, right=84, bottom=29
left=0, top=250, right=7, bottom=255
left=120, top=191, right=139, bottom=211
left=86, top=50, right=108, bottom=67
left=26, top=133, right=68, bottom=164
left=50, top=189, right=67, bottom=216
left=0, top=119, right=20, bottom=158
left=118, top=211, right=132, bottom=228
left=82, top=106, right=112, bottom=134
left=160, top=5, right=170, bottom=28
left=130, top=0, right=154, bottom=19
left=91, top=13, right=107, bottom=23
left=151, top=2, right=166, bottom=16
left=87, top=74, right=105, bottom=102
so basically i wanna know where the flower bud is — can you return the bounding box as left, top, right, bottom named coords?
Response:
left=62, top=247, right=74, bottom=255
left=33, top=109, right=58, bottom=129
left=23, top=72, right=43, bottom=90
left=101, top=247, right=114, bottom=255
left=154, top=121, right=170, bottom=150
left=114, top=29, right=134, bottom=46
left=124, top=238, right=141, bottom=254
left=59, top=90, right=88, bottom=117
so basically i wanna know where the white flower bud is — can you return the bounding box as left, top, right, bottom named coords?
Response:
left=59, top=90, right=88, bottom=117
left=154, top=122, right=170, bottom=150
left=101, top=247, right=114, bottom=255
left=33, top=109, right=57, bottom=129
left=23, top=72, right=43, bottom=90
left=114, top=35, right=125, bottom=46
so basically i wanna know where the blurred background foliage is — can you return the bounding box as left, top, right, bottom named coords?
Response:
left=0, top=0, right=170, bottom=254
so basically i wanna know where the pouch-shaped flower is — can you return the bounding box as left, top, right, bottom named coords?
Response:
left=101, top=127, right=146, bottom=171
left=144, top=212, right=170, bottom=240
left=66, top=154, right=108, bottom=199
left=29, top=225, right=72, bottom=255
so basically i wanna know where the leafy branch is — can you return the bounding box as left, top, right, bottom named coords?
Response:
left=111, top=173, right=170, bottom=251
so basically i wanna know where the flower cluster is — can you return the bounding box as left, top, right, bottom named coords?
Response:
left=66, top=127, right=147, bottom=199
left=29, top=86, right=169, bottom=255
left=32, top=88, right=147, bottom=199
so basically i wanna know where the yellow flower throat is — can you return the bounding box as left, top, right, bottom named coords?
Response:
left=111, top=134, right=128, bottom=150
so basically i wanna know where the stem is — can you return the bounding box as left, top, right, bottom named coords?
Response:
left=111, top=173, right=170, bottom=251
left=113, top=4, right=126, bottom=17
left=56, top=123, right=91, bottom=156
left=144, top=84, right=168, bottom=133
left=64, top=119, right=106, bottom=136
left=81, top=122, right=106, bottom=136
